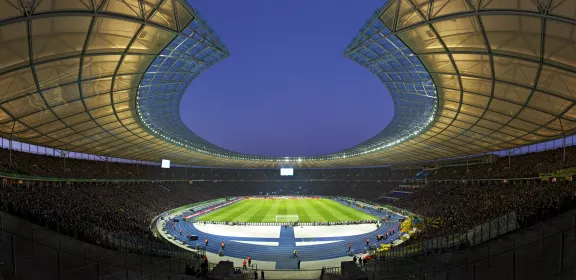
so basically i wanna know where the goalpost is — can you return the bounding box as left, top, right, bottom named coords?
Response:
left=275, top=215, right=299, bottom=223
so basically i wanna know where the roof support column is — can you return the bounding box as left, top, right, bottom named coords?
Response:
left=58, top=149, right=70, bottom=171
left=559, top=118, right=566, bottom=167
left=8, top=121, right=16, bottom=166
left=507, top=145, right=512, bottom=179
left=105, top=156, right=109, bottom=177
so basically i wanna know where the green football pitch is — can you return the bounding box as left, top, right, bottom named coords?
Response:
left=196, top=198, right=377, bottom=223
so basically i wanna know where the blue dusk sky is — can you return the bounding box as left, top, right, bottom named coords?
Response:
left=181, top=0, right=394, bottom=157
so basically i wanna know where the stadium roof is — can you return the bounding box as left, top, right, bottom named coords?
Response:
left=0, top=0, right=575, bottom=168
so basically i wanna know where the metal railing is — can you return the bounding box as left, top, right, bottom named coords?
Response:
left=0, top=212, right=207, bottom=280
left=0, top=211, right=348, bottom=280
left=374, top=212, right=518, bottom=260
left=367, top=211, right=576, bottom=279
left=0, top=207, right=204, bottom=264
left=215, top=267, right=343, bottom=280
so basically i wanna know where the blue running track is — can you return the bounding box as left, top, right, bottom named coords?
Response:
left=165, top=199, right=404, bottom=269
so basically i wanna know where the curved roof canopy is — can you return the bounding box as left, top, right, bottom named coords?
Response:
left=0, top=0, right=575, bottom=168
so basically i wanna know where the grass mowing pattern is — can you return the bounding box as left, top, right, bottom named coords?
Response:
left=196, top=198, right=377, bottom=223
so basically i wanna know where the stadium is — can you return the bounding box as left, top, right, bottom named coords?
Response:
left=0, top=0, right=575, bottom=279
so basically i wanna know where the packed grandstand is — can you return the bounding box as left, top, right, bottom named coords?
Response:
left=0, top=0, right=576, bottom=279
left=1, top=144, right=575, bottom=279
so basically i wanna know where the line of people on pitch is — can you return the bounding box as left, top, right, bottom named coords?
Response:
left=312, top=220, right=379, bottom=226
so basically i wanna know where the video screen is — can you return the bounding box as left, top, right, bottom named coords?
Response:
left=280, top=168, right=293, bottom=176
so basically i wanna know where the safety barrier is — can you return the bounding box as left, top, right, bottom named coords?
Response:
left=0, top=207, right=203, bottom=263
left=368, top=211, right=576, bottom=279
left=0, top=211, right=208, bottom=280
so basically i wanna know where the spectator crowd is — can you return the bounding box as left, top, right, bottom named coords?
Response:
left=427, top=146, right=576, bottom=180
left=390, top=181, right=575, bottom=239
left=0, top=146, right=575, bottom=258
left=0, top=180, right=395, bottom=249
left=1, top=145, right=576, bottom=182
left=0, top=147, right=409, bottom=181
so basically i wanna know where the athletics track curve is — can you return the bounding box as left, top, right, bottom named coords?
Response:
left=164, top=198, right=404, bottom=269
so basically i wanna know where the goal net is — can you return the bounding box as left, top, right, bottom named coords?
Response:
left=275, top=215, right=299, bottom=223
